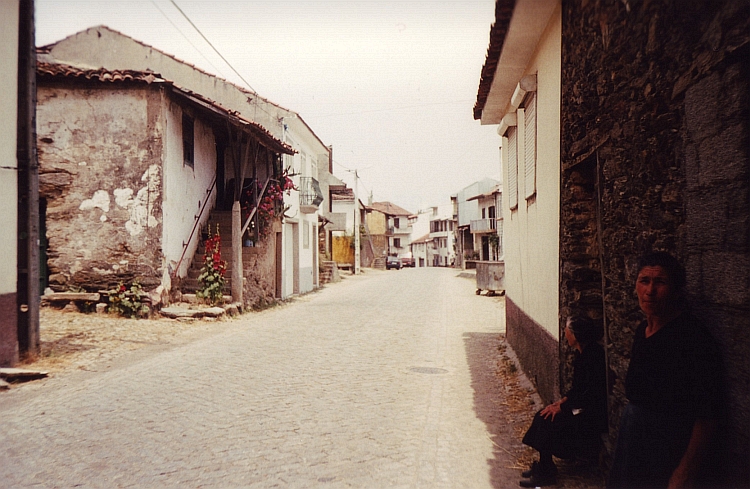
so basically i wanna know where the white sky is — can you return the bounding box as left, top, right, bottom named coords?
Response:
left=36, top=0, right=502, bottom=214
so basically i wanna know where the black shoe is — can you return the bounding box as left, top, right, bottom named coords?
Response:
left=521, top=461, right=539, bottom=479
left=519, top=472, right=557, bottom=487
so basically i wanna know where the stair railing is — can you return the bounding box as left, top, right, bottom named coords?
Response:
left=241, top=176, right=273, bottom=237
left=172, top=177, right=217, bottom=278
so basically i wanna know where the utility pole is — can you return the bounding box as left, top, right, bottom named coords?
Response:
left=353, top=169, right=360, bottom=275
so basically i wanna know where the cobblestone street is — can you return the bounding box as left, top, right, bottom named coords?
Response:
left=1, top=268, right=552, bottom=488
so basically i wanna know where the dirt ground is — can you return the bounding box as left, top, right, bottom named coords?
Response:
left=19, top=305, right=235, bottom=375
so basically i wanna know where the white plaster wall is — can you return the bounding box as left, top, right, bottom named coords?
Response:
left=0, top=1, right=19, bottom=295
left=161, top=99, right=217, bottom=279
left=501, top=7, right=561, bottom=338
left=331, top=200, right=356, bottom=234
left=456, top=178, right=498, bottom=227
left=282, top=221, right=295, bottom=298
left=282, top=134, right=322, bottom=295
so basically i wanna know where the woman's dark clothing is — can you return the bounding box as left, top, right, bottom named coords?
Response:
left=522, top=342, right=607, bottom=459
left=608, top=313, right=722, bottom=488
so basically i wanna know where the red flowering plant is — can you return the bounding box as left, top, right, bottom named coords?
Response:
left=255, top=168, right=297, bottom=238
left=197, top=223, right=227, bottom=305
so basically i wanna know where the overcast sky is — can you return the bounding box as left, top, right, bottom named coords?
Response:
left=36, top=0, right=501, bottom=214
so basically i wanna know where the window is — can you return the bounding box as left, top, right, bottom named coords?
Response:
left=182, top=114, right=194, bottom=169
left=394, top=217, right=400, bottom=228
left=506, top=126, right=518, bottom=210
left=482, top=208, right=486, bottom=219
left=394, top=238, right=401, bottom=248
left=523, top=92, right=537, bottom=199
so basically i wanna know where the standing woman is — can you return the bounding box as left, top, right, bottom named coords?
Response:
left=519, top=316, right=608, bottom=487
left=608, top=252, right=723, bottom=488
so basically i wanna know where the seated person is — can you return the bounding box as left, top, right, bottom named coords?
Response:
left=519, top=316, right=608, bottom=487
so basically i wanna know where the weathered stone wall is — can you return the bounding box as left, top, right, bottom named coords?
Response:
left=37, top=85, right=164, bottom=291
left=242, top=221, right=280, bottom=309
left=561, top=0, right=750, bottom=481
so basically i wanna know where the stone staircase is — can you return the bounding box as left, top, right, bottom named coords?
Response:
left=319, top=261, right=340, bottom=284
left=182, top=211, right=239, bottom=296
left=372, top=257, right=386, bottom=270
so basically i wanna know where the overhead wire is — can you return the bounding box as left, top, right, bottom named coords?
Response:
left=150, top=0, right=227, bottom=79
left=168, top=0, right=257, bottom=94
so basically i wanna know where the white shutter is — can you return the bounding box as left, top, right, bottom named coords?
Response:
left=524, top=92, right=537, bottom=199
left=507, top=126, right=518, bottom=210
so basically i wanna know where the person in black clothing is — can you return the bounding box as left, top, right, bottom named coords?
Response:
left=519, top=316, right=608, bottom=488
left=608, top=252, right=722, bottom=489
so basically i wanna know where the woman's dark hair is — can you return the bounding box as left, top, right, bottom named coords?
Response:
left=637, top=251, right=686, bottom=290
left=567, top=316, right=603, bottom=346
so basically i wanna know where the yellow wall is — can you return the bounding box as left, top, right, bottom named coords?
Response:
left=332, top=236, right=354, bottom=265
left=366, top=210, right=387, bottom=235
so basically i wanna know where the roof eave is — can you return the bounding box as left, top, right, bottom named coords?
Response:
left=474, top=0, right=557, bottom=124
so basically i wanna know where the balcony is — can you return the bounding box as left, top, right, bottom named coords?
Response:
left=299, top=177, right=324, bottom=214
left=470, top=218, right=497, bottom=234
left=388, top=225, right=413, bottom=235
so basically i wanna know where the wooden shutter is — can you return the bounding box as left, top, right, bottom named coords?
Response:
left=507, top=126, right=518, bottom=210
left=524, top=92, right=537, bottom=199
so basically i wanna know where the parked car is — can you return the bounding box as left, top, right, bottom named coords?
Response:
left=386, top=256, right=402, bottom=270
left=401, top=257, right=415, bottom=268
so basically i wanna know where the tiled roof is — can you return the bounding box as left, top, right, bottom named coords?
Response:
left=411, top=233, right=432, bottom=244
left=368, top=201, right=412, bottom=216
left=331, top=187, right=354, bottom=201
left=37, top=61, right=295, bottom=156
left=37, top=61, right=160, bottom=84
left=473, top=0, right=515, bottom=120
left=39, top=26, right=327, bottom=153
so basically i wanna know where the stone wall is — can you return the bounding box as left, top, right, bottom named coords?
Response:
left=37, top=85, right=164, bottom=291
left=561, top=0, right=750, bottom=481
left=242, top=222, right=280, bottom=309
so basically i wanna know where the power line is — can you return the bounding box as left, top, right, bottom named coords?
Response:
left=168, top=0, right=257, bottom=94
left=150, top=0, right=227, bottom=79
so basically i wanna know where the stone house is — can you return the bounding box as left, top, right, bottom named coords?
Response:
left=367, top=202, right=414, bottom=260
left=475, top=0, right=750, bottom=482
left=35, top=60, right=294, bottom=307
left=38, top=26, right=332, bottom=303
left=0, top=0, right=38, bottom=366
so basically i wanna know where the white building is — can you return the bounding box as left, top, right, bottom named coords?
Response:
left=454, top=178, right=500, bottom=267
left=474, top=0, right=561, bottom=401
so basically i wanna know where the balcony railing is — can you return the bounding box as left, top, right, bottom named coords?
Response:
left=388, top=225, right=413, bottom=235
left=470, top=218, right=498, bottom=233
left=300, top=177, right=324, bottom=213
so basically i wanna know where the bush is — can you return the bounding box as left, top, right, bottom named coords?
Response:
left=108, top=282, right=150, bottom=319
